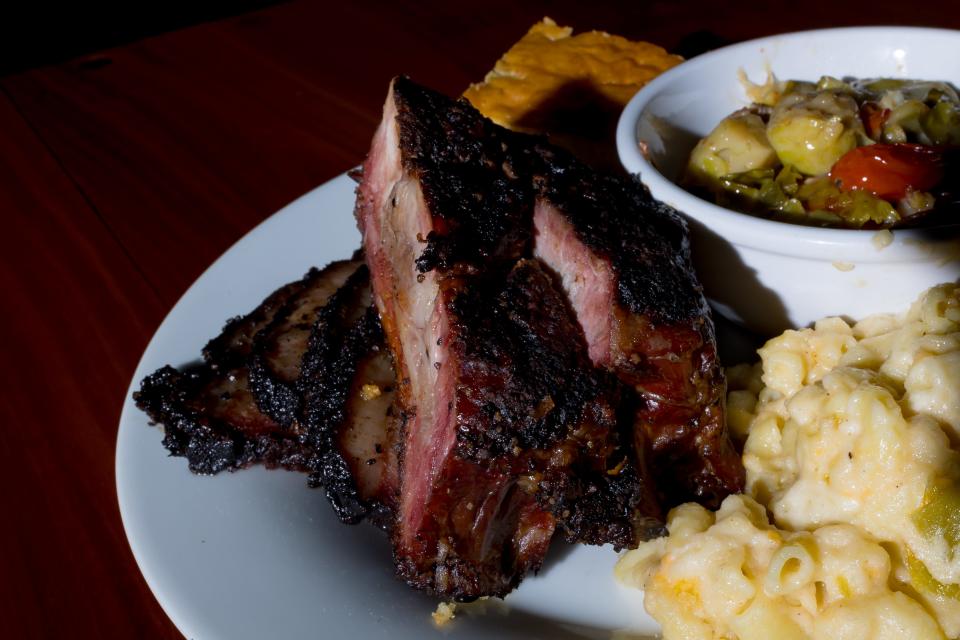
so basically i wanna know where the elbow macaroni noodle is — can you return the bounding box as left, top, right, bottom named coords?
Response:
left=617, top=283, right=960, bottom=639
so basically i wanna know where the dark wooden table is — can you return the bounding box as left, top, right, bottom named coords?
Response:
left=3, top=1, right=958, bottom=637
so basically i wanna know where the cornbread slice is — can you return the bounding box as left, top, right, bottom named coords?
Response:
left=464, top=18, right=682, bottom=169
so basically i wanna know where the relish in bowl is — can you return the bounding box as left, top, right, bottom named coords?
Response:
left=685, top=75, right=959, bottom=228
left=616, top=27, right=960, bottom=334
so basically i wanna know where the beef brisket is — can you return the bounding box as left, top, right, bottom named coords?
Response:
left=356, top=77, right=666, bottom=599
left=136, top=76, right=745, bottom=605
left=357, top=77, right=547, bottom=598
left=531, top=148, right=745, bottom=507
left=134, top=260, right=399, bottom=524
left=464, top=259, right=663, bottom=547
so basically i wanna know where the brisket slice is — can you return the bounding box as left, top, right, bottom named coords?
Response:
left=135, top=363, right=309, bottom=475
left=531, top=147, right=744, bottom=508
left=451, top=260, right=663, bottom=547
left=135, top=265, right=331, bottom=475
left=357, top=76, right=546, bottom=598
left=333, top=341, right=400, bottom=527
left=245, top=260, right=363, bottom=429
left=134, top=260, right=399, bottom=524
left=356, top=77, right=661, bottom=599
left=297, top=285, right=398, bottom=526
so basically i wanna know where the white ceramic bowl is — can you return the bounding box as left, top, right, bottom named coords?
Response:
left=617, top=27, right=960, bottom=335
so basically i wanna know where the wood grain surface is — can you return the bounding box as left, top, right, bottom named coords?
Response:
left=3, top=1, right=959, bottom=637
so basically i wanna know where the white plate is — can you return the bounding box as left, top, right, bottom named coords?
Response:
left=116, top=173, right=663, bottom=640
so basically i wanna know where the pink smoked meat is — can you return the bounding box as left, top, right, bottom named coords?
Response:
left=138, top=77, right=744, bottom=603
left=532, top=146, right=744, bottom=507
left=355, top=77, right=662, bottom=599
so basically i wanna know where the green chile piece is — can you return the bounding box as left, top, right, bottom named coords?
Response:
left=883, top=100, right=931, bottom=143
left=913, top=482, right=960, bottom=552
left=796, top=177, right=899, bottom=227
left=816, top=75, right=855, bottom=93
left=908, top=481, right=960, bottom=599
left=713, top=166, right=804, bottom=217
left=922, top=101, right=960, bottom=145
left=862, top=78, right=908, bottom=93
left=907, top=551, right=960, bottom=600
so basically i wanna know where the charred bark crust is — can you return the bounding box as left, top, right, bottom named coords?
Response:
left=449, top=260, right=662, bottom=548
left=532, top=145, right=707, bottom=325
left=392, top=76, right=539, bottom=273
left=135, top=364, right=311, bottom=475
left=134, top=260, right=398, bottom=526
left=300, top=303, right=389, bottom=525
left=530, top=146, right=745, bottom=507
left=447, top=260, right=605, bottom=457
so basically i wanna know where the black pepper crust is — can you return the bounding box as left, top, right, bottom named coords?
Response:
left=247, top=359, right=301, bottom=429
left=246, top=264, right=366, bottom=427
left=135, top=364, right=313, bottom=475
left=202, top=274, right=310, bottom=369
left=134, top=260, right=397, bottom=526
left=299, top=302, right=388, bottom=526
left=533, top=144, right=707, bottom=324
left=545, top=450, right=667, bottom=547
left=391, top=76, right=538, bottom=273
left=449, top=260, right=663, bottom=548
left=450, top=260, right=611, bottom=457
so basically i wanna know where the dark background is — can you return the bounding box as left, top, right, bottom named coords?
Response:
left=2, top=2, right=959, bottom=639
left=1, top=2, right=285, bottom=76
left=3, top=0, right=957, bottom=77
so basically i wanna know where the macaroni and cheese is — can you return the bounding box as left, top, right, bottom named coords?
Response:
left=618, top=283, right=960, bottom=638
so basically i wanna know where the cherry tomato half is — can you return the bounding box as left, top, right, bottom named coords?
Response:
left=830, top=144, right=945, bottom=200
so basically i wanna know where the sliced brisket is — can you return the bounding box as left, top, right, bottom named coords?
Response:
left=357, top=77, right=547, bottom=598
left=459, top=259, right=663, bottom=547
left=531, top=147, right=744, bottom=508
left=136, top=265, right=333, bottom=475
left=134, top=259, right=399, bottom=524
left=356, top=78, right=664, bottom=599
left=137, top=75, right=745, bottom=605
left=246, top=260, right=362, bottom=429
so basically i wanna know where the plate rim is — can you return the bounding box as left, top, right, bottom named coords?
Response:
left=115, top=174, right=356, bottom=638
